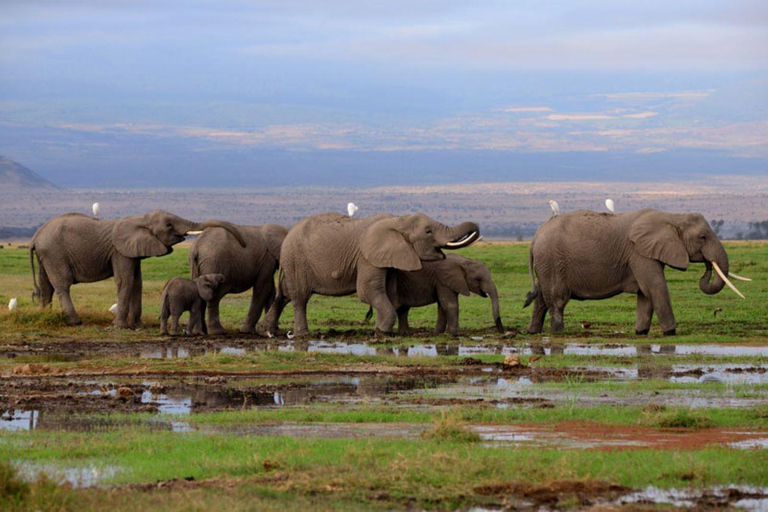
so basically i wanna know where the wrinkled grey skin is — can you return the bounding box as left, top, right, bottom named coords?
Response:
left=189, top=224, right=288, bottom=335
left=265, top=212, right=480, bottom=337
left=525, top=208, right=730, bottom=335
left=378, top=254, right=503, bottom=336
left=160, top=274, right=225, bottom=336
left=30, top=210, right=245, bottom=328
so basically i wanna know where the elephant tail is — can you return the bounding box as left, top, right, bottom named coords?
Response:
left=159, top=282, right=171, bottom=320
left=30, top=244, right=40, bottom=303
left=364, top=307, right=374, bottom=324
left=523, top=246, right=538, bottom=308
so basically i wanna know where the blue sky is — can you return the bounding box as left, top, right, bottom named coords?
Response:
left=0, top=0, right=766, bottom=186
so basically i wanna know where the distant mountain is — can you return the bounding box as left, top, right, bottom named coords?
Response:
left=0, top=156, right=58, bottom=190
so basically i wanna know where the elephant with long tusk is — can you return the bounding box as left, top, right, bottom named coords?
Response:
left=30, top=210, right=246, bottom=328
left=524, top=208, right=749, bottom=335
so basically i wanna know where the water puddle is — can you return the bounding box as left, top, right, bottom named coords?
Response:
left=13, top=461, right=121, bottom=488
left=615, top=486, right=768, bottom=510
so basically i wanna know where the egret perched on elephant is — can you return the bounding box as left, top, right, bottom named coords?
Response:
left=524, top=208, right=748, bottom=335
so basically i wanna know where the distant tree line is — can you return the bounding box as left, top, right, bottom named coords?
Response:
left=0, top=225, right=39, bottom=239
left=734, top=221, right=768, bottom=241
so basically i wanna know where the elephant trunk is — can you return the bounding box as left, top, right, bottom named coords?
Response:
left=699, top=243, right=728, bottom=295
left=485, top=282, right=504, bottom=333
left=443, top=222, right=481, bottom=249
left=187, top=220, right=247, bottom=248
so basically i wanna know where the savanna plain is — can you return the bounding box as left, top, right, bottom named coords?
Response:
left=0, top=242, right=766, bottom=510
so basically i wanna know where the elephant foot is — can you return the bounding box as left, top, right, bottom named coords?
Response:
left=239, top=326, right=257, bottom=335
left=207, top=326, right=229, bottom=336
left=663, top=329, right=677, bottom=336
left=168, top=330, right=180, bottom=337
left=374, top=328, right=394, bottom=341
left=635, top=328, right=650, bottom=335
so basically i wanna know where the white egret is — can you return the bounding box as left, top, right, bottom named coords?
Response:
left=8, top=298, right=18, bottom=311
left=92, top=202, right=100, bottom=219
left=109, top=303, right=118, bottom=314
left=548, top=200, right=560, bottom=217
left=605, top=199, right=615, bottom=213
left=347, top=202, right=359, bottom=217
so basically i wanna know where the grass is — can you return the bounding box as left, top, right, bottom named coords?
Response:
left=1, top=241, right=767, bottom=343
left=1, top=428, right=766, bottom=511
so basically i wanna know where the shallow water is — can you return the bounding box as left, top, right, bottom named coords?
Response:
left=14, top=461, right=121, bottom=488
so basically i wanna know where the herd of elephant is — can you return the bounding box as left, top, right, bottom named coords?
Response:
left=28, top=207, right=748, bottom=338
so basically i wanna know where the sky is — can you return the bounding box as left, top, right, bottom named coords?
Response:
left=0, top=0, right=766, bottom=187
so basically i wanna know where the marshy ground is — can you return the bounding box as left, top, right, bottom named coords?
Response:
left=0, top=242, right=766, bottom=510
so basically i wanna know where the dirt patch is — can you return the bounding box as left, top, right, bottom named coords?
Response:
left=475, top=479, right=630, bottom=507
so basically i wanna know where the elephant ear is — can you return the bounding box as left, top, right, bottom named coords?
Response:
left=263, top=224, right=288, bottom=261
left=360, top=218, right=422, bottom=271
left=112, top=217, right=169, bottom=258
left=629, top=212, right=689, bottom=270
left=196, top=275, right=221, bottom=302
left=436, top=259, right=471, bottom=296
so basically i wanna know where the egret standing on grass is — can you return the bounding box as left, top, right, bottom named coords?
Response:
left=548, top=200, right=560, bottom=217
left=92, top=202, right=100, bottom=219
left=347, top=202, right=359, bottom=217
left=8, top=298, right=17, bottom=311
left=605, top=199, right=615, bottom=213
left=109, top=303, right=118, bottom=314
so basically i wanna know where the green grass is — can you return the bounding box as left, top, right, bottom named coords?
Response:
left=1, top=241, right=767, bottom=343
left=1, top=428, right=766, bottom=511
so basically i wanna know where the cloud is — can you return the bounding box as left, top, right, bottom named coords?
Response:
left=499, top=107, right=553, bottom=113
left=546, top=114, right=615, bottom=121
left=623, top=112, right=658, bottom=119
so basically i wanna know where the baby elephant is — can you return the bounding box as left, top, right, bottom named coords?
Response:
left=377, top=254, right=503, bottom=336
left=160, top=274, right=225, bottom=336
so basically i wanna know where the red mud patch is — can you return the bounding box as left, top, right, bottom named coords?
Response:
left=475, top=479, right=630, bottom=506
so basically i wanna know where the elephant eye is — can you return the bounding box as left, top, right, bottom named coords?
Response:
left=425, top=229, right=432, bottom=235
left=699, top=234, right=706, bottom=240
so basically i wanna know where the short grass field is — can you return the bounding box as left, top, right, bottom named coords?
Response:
left=0, top=241, right=766, bottom=510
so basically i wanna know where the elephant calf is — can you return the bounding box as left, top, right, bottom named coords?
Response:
left=379, top=254, right=504, bottom=336
left=160, top=274, right=225, bottom=336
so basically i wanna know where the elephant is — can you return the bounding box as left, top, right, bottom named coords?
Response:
left=264, top=212, right=480, bottom=337
left=524, top=208, right=748, bottom=335
left=368, top=254, right=503, bottom=336
left=160, top=274, right=226, bottom=336
left=29, top=210, right=246, bottom=328
left=188, top=223, right=289, bottom=335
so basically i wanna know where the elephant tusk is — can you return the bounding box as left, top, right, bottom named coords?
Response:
left=728, top=272, right=752, bottom=282
left=445, top=231, right=479, bottom=248
left=185, top=230, right=203, bottom=235
left=711, top=261, right=745, bottom=299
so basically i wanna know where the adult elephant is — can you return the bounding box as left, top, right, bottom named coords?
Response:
left=30, top=210, right=246, bottom=328
left=265, top=212, right=480, bottom=337
left=189, top=223, right=289, bottom=335
left=524, top=208, right=749, bottom=335
left=371, top=254, right=503, bottom=336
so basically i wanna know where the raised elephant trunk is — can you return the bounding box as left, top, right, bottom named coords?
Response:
left=443, top=221, right=481, bottom=249
left=185, top=220, right=247, bottom=247
left=486, top=283, right=504, bottom=333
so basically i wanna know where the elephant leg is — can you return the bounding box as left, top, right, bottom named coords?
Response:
left=46, top=269, right=81, bottom=325
left=127, top=264, right=143, bottom=328
left=635, top=262, right=676, bottom=335
left=160, top=299, right=169, bottom=335
left=38, top=266, right=55, bottom=308
left=199, top=301, right=208, bottom=335
left=358, top=266, right=395, bottom=334
left=635, top=292, right=653, bottom=335
left=548, top=292, right=568, bottom=334
left=206, top=296, right=228, bottom=335
left=112, top=257, right=136, bottom=328
left=435, top=306, right=447, bottom=334
left=56, top=286, right=82, bottom=325
left=292, top=292, right=311, bottom=338
left=241, top=283, right=273, bottom=334
left=526, top=292, right=548, bottom=334
left=189, top=303, right=202, bottom=335
left=169, top=311, right=180, bottom=336
left=437, top=289, right=460, bottom=336
left=397, top=306, right=411, bottom=335
left=263, top=294, right=289, bottom=336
